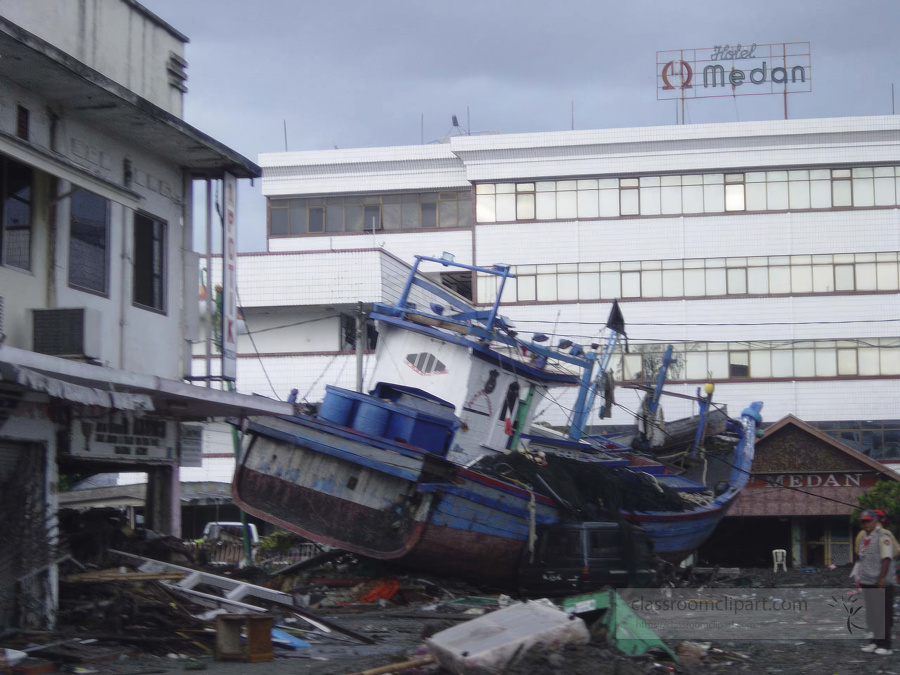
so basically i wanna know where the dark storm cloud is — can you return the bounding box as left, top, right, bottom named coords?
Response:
left=142, top=0, right=900, bottom=250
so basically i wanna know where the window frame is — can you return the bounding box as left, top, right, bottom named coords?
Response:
left=68, top=188, right=110, bottom=296
left=132, top=212, right=167, bottom=313
left=1, top=155, right=34, bottom=271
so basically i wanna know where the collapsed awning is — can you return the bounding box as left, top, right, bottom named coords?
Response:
left=1, top=363, right=154, bottom=411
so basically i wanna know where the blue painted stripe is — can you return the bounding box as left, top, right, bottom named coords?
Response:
left=419, top=483, right=558, bottom=524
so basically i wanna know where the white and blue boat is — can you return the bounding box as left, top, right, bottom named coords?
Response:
left=232, top=255, right=763, bottom=584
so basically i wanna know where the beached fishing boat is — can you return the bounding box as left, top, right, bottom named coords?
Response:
left=232, top=255, right=762, bottom=584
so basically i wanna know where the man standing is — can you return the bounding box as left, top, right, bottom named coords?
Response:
left=857, top=510, right=895, bottom=655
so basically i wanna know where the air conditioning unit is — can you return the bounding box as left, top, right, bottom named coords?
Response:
left=32, top=308, right=101, bottom=360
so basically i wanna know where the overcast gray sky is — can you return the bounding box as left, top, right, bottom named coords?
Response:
left=141, top=0, right=900, bottom=252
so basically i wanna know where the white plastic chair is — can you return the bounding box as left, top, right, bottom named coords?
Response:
left=772, top=548, right=787, bottom=572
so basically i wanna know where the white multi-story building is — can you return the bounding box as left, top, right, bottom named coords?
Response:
left=0, top=2, right=293, bottom=627
left=220, top=116, right=899, bottom=468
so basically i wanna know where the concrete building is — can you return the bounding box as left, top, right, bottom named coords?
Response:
left=0, top=1, right=293, bottom=627
left=226, top=116, right=898, bottom=455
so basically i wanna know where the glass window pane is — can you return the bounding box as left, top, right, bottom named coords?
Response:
left=812, top=265, right=834, bottom=292
left=706, top=268, right=726, bottom=295
left=795, top=349, right=816, bottom=376
left=496, top=183, right=515, bottom=194
left=662, top=269, right=683, bottom=297
left=621, top=272, right=641, bottom=297
left=577, top=190, right=599, bottom=218
left=750, top=350, right=771, bottom=378
left=517, top=275, right=536, bottom=302
left=290, top=202, right=308, bottom=234
left=535, top=192, right=556, bottom=219
left=708, top=352, right=729, bottom=379
left=810, top=180, right=832, bottom=208
left=599, top=272, right=621, bottom=299
left=599, top=189, right=619, bottom=217
left=833, top=180, right=852, bottom=207
left=420, top=202, right=437, bottom=228
left=704, top=184, right=724, bottom=212
left=517, top=183, right=535, bottom=192
left=661, top=186, right=681, bottom=214
left=685, top=351, right=707, bottom=380
left=557, top=191, right=578, bottom=219
left=859, top=348, right=880, bottom=375
left=769, top=266, right=791, bottom=293
left=791, top=266, right=813, bottom=293
left=308, top=206, right=325, bottom=232
left=642, top=270, right=662, bottom=297
left=517, top=193, right=535, bottom=220
left=748, top=267, right=768, bottom=294
left=883, top=349, right=900, bottom=375
left=853, top=178, right=875, bottom=206
left=325, top=205, right=343, bottom=232
left=270, top=207, right=288, bottom=235
left=834, top=265, right=855, bottom=291
left=684, top=269, right=705, bottom=296
left=381, top=203, right=401, bottom=230
left=558, top=273, right=578, bottom=300
left=438, top=201, right=458, bottom=228
left=729, top=351, right=750, bottom=378
left=622, top=354, right=643, bottom=380
left=789, top=180, right=810, bottom=209
left=401, top=202, right=419, bottom=229
left=640, top=187, right=661, bottom=215
left=877, top=263, right=899, bottom=290
left=536, top=181, right=555, bottom=192
left=344, top=204, right=364, bottom=232
left=816, top=349, right=837, bottom=377
left=772, top=350, right=793, bottom=377
left=682, top=185, right=704, bottom=213
left=767, top=181, right=789, bottom=210
left=727, top=268, right=746, bottom=294
left=476, top=184, right=495, bottom=194
left=536, top=274, right=557, bottom=301
left=725, top=184, right=744, bottom=211
left=838, top=349, right=858, bottom=375
left=476, top=194, right=496, bottom=222
left=874, top=176, right=896, bottom=205
left=621, top=189, right=639, bottom=215
left=856, top=263, right=877, bottom=291
left=496, top=194, right=516, bottom=221
left=579, top=272, right=600, bottom=299
left=745, top=183, right=767, bottom=210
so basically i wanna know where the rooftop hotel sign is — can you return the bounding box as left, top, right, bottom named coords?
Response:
left=657, top=42, right=812, bottom=100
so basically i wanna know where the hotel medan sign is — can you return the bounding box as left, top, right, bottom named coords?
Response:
left=657, top=42, right=811, bottom=100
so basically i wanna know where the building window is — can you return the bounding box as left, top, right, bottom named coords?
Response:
left=474, top=164, right=900, bottom=223
left=268, top=190, right=473, bottom=236
left=475, top=252, right=900, bottom=304
left=340, top=313, right=377, bottom=351
left=617, top=338, right=900, bottom=384
left=133, top=213, right=166, bottom=311
left=16, top=106, right=29, bottom=141
left=68, top=189, right=109, bottom=294
left=1, top=156, right=33, bottom=270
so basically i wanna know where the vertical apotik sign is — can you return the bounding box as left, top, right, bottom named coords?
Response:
left=221, top=172, right=238, bottom=381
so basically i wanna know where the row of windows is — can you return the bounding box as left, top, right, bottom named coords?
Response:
left=617, top=339, right=900, bottom=382
left=1, top=156, right=32, bottom=270
left=812, top=421, right=900, bottom=461
left=475, top=252, right=900, bottom=303
left=269, top=191, right=473, bottom=235
left=67, top=189, right=167, bottom=311
left=475, top=166, right=900, bottom=222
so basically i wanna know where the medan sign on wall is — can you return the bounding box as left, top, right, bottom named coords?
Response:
left=657, top=42, right=811, bottom=100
